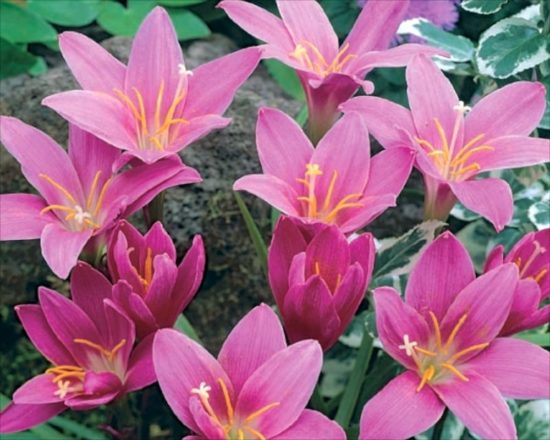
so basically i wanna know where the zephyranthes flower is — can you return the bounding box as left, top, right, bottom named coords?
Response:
left=359, top=232, right=550, bottom=440
left=153, top=304, right=345, bottom=439
left=42, top=7, right=261, bottom=165
left=0, top=281, right=155, bottom=434
left=220, top=0, right=445, bottom=142
left=0, top=118, right=200, bottom=278
left=108, top=220, right=205, bottom=338
left=484, top=228, right=550, bottom=335
left=234, top=108, right=414, bottom=234
left=268, top=216, right=374, bottom=350
left=342, top=55, right=549, bottom=231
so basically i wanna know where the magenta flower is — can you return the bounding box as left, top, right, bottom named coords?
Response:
left=359, top=232, right=550, bottom=440
left=0, top=281, right=155, bottom=433
left=234, top=108, right=415, bottom=234
left=268, top=216, right=375, bottom=350
left=0, top=118, right=200, bottom=279
left=342, top=55, right=549, bottom=231
left=484, top=228, right=550, bottom=335
left=153, top=304, right=345, bottom=439
left=219, top=0, right=446, bottom=142
left=107, top=220, right=205, bottom=338
left=42, top=7, right=261, bottom=165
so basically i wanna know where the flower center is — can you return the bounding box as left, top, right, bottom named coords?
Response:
left=289, top=41, right=356, bottom=78
left=415, top=102, right=495, bottom=182
left=296, top=163, right=363, bottom=223
left=113, top=63, right=191, bottom=152
left=39, top=170, right=111, bottom=231
left=314, top=260, right=342, bottom=293
left=191, top=379, right=279, bottom=440
left=514, top=240, right=548, bottom=283
left=399, top=311, right=489, bottom=391
left=131, top=247, right=155, bottom=293
left=45, top=365, right=86, bottom=399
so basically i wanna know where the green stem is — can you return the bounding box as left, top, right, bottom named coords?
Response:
left=145, top=191, right=165, bottom=227
left=432, top=409, right=448, bottom=440
left=309, top=384, right=327, bottom=414
left=334, top=332, right=374, bottom=430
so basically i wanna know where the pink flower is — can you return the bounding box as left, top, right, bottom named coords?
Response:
left=219, top=0, right=446, bottom=142
left=342, top=55, right=549, bottom=231
left=359, top=232, right=550, bottom=440
left=0, top=281, right=155, bottom=434
left=268, top=216, right=375, bottom=350
left=0, top=118, right=200, bottom=278
left=153, top=304, right=345, bottom=439
left=42, top=7, right=261, bottom=165
left=484, top=229, right=550, bottom=335
left=234, top=108, right=415, bottom=234
left=107, top=220, right=205, bottom=338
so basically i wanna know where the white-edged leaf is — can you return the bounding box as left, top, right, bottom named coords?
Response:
left=528, top=193, right=550, bottom=230
left=539, top=76, right=550, bottom=129
left=476, top=17, right=550, bottom=79
left=512, top=4, right=542, bottom=22
left=461, top=0, right=508, bottom=15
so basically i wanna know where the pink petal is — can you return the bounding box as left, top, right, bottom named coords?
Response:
left=484, top=244, right=504, bottom=272
left=15, top=304, right=75, bottom=366
left=273, top=409, right=345, bottom=440
left=373, top=287, right=431, bottom=369
left=218, top=0, right=294, bottom=49
left=183, top=47, right=261, bottom=118
left=170, top=115, right=231, bottom=155
left=276, top=0, right=338, bottom=62
left=59, top=31, right=126, bottom=93
left=0, top=116, right=84, bottom=205
left=188, top=396, right=226, bottom=439
left=500, top=279, right=541, bottom=335
left=0, top=402, right=65, bottom=434
left=362, top=147, right=415, bottom=197
left=144, top=221, right=177, bottom=260
left=108, top=230, right=144, bottom=293
left=233, top=174, right=300, bottom=215
left=477, top=135, right=550, bottom=172
left=235, top=340, right=322, bottom=438
left=153, top=329, right=232, bottom=433
left=434, top=371, right=516, bottom=440
left=125, top=334, right=156, bottom=393
left=13, top=374, right=61, bottom=404
left=112, top=281, right=159, bottom=339
left=349, top=233, right=375, bottom=284
left=340, top=97, right=414, bottom=149
left=0, top=194, right=52, bottom=240
left=406, top=231, right=475, bottom=323
left=40, top=223, right=92, bottom=279
left=356, top=44, right=448, bottom=74
left=255, top=107, right=313, bottom=192
left=218, top=304, right=287, bottom=396
left=450, top=177, right=513, bottom=232
left=337, top=193, right=396, bottom=234
left=466, top=337, right=550, bottom=400
left=282, top=276, right=341, bottom=350
left=440, top=264, right=519, bottom=358
left=126, top=7, right=183, bottom=120
left=65, top=372, right=121, bottom=410
left=103, top=300, right=135, bottom=367
left=332, top=264, right=366, bottom=336
left=359, top=371, right=445, bottom=440
left=42, top=91, right=136, bottom=153
left=466, top=81, right=546, bottom=140
left=144, top=255, right=178, bottom=322
left=406, top=55, right=461, bottom=153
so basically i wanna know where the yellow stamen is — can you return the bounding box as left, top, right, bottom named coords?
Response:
left=39, top=174, right=77, bottom=205
left=451, top=146, right=494, bottom=168
left=324, top=193, right=363, bottom=222
left=444, top=313, right=468, bottom=352
left=73, top=338, right=126, bottom=361
left=315, top=261, right=321, bottom=275
left=414, top=346, right=437, bottom=357
left=40, top=204, right=75, bottom=215
left=301, top=41, right=329, bottom=68
left=113, top=89, right=143, bottom=123
left=448, top=343, right=489, bottom=364
left=533, top=268, right=548, bottom=283
left=238, top=429, right=245, bottom=440
left=450, top=162, right=480, bottom=177
left=441, top=363, right=469, bottom=381
left=323, top=170, right=338, bottom=211
left=429, top=311, right=442, bottom=351
left=86, top=171, right=102, bottom=210
left=245, top=402, right=280, bottom=423
left=416, top=365, right=435, bottom=392
left=143, top=247, right=154, bottom=287
left=93, top=177, right=112, bottom=217
left=155, top=80, right=165, bottom=130
left=244, top=426, right=266, bottom=440
left=433, top=118, right=450, bottom=157
left=132, top=87, right=148, bottom=135
left=217, top=378, right=234, bottom=425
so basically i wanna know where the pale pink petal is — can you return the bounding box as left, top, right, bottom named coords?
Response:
left=434, top=371, right=516, bottom=440
left=406, top=231, right=475, bottom=323
left=337, top=194, right=396, bottom=234
left=356, top=44, right=448, bottom=74
left=59, top=31, right=126, bottom=93
left=218, top=0, right=294, bottom=49
left=273, top=409, right=345, bottom=440
left=0, top=402, right=65, bottom=434
left=373, top=287, right=431, bottom=369
left=440, top=264, right=518, bottom=358
left=65, top=371, right=121, bottom=410
left=235, top=340, right=322, bottom=437
left=359, top=371, right=445, bottom=440
left=467, top=338, right=550, bottom=400
left=125, top=334, right=156, bottom=393
left=40, top=223, right=92, bottom=279
left=218, top=304, right=286, bottom=395
left=362, top=147, right=415, bottom=197
left=233, top=174, right=300, bottom=215
left=477, top=136, right=550, bottom=172
left=170, top=115, right=231, bottom=154
left=0, top=194, right=53, bottom=240
left=484, top=244, right=504, bottom=272
left=276, top=0, right=338, bottom=61
left=188, top=396, right=226, bottom=439
left=103, top=300, right=135, bottom=366
left=450, top=177, right=513, bottom=231
left=332, top=264, right=366, bottom=336
left=13, top=374, right=61, bottom=404
left=466, top=81, right=546, bottom=140
left=341, top=97, right=414, bottom=148
left=500, top=279, right=541, bottom=335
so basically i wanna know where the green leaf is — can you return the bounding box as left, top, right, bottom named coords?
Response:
left=0, top=2, right=57, bottom=44
left=97, top=0, right=156, bottom=37
left=456, top=219, right=495, bottom=271
left=476, top=18, right=550, bottom=79
left=169, top=8, right=210, bottom=41
left=157, top=0, right=207, bottom=6
left=397, top=18, right=475, bottom=62
left=461, top=0, right=508, bottom=15
left=174, top=314, right=201, bottom=343
left=0, top=38, right=38, bottom=79
left=451, top=203, right=481, bottom=222
left=528, top=195, right=550, bottom=230
left=320, top=343, right=357, bottom=398
left=539, top=76, right=550, bottom=130
left=27, top=0, right=100, bottom=27
left=514, top=400, right=550, bottom=439
left=263, top=59, right=305, bottom=101
left=516, top=327, right=550, bottom=347
left=49, top=416, right=108, bottom=440
left=319, top=0, right=360, bottom=39
left=373, top=220, right=445, bottom=279
left=28, top=56, right=47, bottom=77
